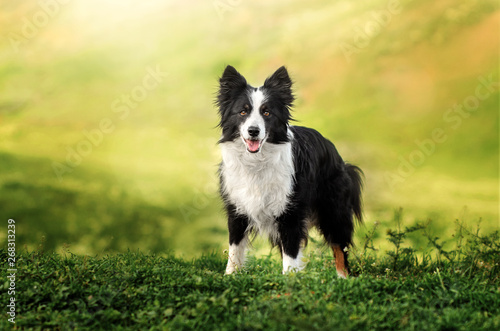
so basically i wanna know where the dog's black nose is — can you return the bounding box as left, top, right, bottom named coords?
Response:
left=248, top=126, right=260, bottom=137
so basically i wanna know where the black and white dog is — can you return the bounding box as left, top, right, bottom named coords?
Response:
left=216, top=66, right=363, bottom=277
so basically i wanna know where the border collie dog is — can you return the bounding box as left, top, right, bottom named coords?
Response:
left=216, top=66, right=363, bottom=278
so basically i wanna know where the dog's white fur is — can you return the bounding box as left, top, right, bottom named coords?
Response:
left=220, top=132, right=295, bottom=242
left=240, top=88, right=267, bottom=143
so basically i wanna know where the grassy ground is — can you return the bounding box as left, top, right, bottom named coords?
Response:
left=1, top=222, right=498, bottom=330
left=0, top=0, right=498, bottom=257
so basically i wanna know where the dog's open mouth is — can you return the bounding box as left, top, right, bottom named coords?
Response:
left=244, top=139, right=262, bottom=153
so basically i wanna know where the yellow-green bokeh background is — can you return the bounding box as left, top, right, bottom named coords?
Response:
left=0, top=0, right=498, bottom=257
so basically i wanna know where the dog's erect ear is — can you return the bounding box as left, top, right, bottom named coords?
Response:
left=220, top=65, right=247, bottom=89
left=263, top=66, right=294, bottom=108
left=217, top=65, right=247, bottom=113
left=264, top=66, right=292, bottom=90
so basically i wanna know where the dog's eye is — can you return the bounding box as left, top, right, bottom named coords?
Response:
left=261, top=105, right=270, bottom=117
left=240, top=104, right=250, bottom=116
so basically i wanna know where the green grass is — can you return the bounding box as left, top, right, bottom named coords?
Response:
left=0, top=0, right=498, bottom=257
left=1, top=222, right=498, bottom=330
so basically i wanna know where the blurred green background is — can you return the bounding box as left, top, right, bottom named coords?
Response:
left=0, top=0, right=498, bottom=257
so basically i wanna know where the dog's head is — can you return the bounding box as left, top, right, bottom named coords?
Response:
left=216, top=66, right=294, bottom=153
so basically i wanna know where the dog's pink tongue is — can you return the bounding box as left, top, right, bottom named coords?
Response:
left=246, top=140, right=260, bottom=152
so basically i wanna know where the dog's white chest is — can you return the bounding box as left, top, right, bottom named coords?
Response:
left=220, top=140, right=295, bottom=238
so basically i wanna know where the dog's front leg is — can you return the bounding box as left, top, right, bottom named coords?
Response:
left=226, top=239, right=248, bottom=275
left=225, top=211, right=249, bottom=275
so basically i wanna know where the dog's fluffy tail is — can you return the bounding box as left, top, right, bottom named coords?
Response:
left=346, top=163, right=364, bottom=223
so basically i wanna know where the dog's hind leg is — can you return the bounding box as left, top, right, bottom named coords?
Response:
left=332, top=244, right=349, bottom=279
